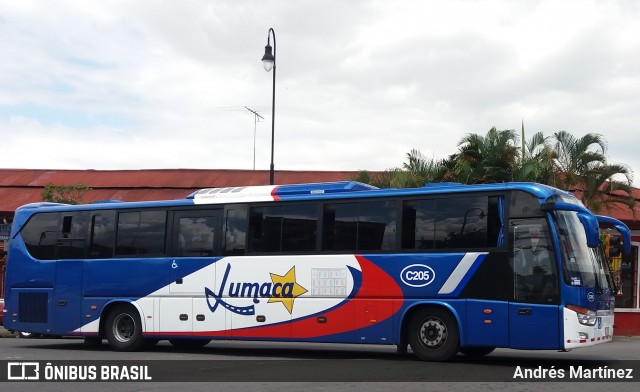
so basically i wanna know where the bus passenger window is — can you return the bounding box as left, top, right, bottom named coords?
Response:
left=21, top=212, right=60, bottom=260
left=402, top=199, right=436, bottom=250
left=249, top=204, right=317, bottom=253
left=249, top=206, right=280, bottom=252
left=115, top=210, right=166, bottom=257
left=358, top=201, right=396, bottom=251
left=322, top=203, right=357, bottom=251
left=177, top=216, right=216, bottom=257
left=434, top=197, right=488, bottom=249
left=281, top=204, right=317, bottom=252
left=57, top=211, right=89, bottom=259
left=322, top=201, right=395, bottom=252
left=88, top=211, right=116, bottom=259
left=224, top=207, right=247, bottom=255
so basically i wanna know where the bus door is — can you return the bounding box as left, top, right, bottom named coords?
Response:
left=508, top=218, right=560, bottom=349
left=54, top=211, right=89, bottom=334
left=166, top=209, right=223, bottom=335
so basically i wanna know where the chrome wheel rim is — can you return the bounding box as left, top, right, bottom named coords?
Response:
left=418, top=317, right=448, bottom=349
left=112, top=313, right=136, bottom=343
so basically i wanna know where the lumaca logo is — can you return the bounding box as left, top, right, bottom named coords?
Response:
left=205, top=265, right=308, bottom=315
left=266, top=266, right=308, bottom=313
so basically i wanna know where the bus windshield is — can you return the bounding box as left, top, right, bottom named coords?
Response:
left=555, top=210, right=607, bottom=289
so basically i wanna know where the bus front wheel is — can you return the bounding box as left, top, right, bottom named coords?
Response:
left=407, top=308, right=459, bottom=361
left=105, top=304, right=144, bottom=352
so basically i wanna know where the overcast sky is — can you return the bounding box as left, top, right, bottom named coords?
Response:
left=1, top=0, right=639, bottom=186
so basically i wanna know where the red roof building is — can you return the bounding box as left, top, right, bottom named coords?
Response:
left=0, top=168, right=355, bottom=215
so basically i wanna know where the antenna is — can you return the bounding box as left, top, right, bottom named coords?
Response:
left=245, top=107, right=264, bottom=170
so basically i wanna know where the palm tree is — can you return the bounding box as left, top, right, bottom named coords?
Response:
left=351, top=170, right=395, bottom=188
left=402, top=149, right=447, bottom=186
left=352, top=150, right=447, bottom=189
left=513, top=130, right=556, bottom=183
left=551, top=131, right=634, bottom=213
left=451, top=127, right=519, bottom=183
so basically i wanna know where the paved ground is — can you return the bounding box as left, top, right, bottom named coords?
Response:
left=1, top=325, right=16, bottom=338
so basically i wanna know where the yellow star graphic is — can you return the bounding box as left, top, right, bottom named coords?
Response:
left=268, top=266, right=308, bottom=314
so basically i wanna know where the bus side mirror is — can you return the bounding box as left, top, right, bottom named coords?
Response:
left=595, top=215, right=632, bottom=255
left=542, top=201, right=600, bottom=249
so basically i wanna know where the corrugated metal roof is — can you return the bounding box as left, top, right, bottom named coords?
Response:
left=0, top=168, right=355, bottom=189
left=0, top=168, right=355, bottom=212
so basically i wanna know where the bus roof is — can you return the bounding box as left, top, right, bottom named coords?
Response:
left=188, top=181, right=569, bottom=204
left=15, top=181, right=571, bottom=212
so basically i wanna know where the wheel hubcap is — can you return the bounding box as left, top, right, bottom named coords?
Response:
left=113, top=314, right=135, bottom=343
left=419, top=317, right=447, bottom=349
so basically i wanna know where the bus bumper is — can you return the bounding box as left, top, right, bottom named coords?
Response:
left=563, top=307, right=614, bottom=349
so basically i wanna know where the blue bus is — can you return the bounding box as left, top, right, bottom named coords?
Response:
left=3, top=181, right=631, bottom=360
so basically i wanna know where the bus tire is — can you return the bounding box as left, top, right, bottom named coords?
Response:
left=105, top=304, right=144, bottom=352
left=459, top=346, right=495, bottom=357
left=407, top=307, right=459, bottom=361
left=169, top=338, right=211, bottom=349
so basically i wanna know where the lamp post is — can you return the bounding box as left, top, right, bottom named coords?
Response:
left=261, top=28, right=276, bottom=185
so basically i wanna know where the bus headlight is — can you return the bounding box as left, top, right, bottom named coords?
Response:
left=566, top=304, right=597, bottom=326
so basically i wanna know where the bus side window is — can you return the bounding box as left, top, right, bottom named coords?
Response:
left=249, top=204, right=318, bottom=253
left=435, top=197, right=488, bottom=249
left=281, top=204, right=318, bottom=252
left=357, top=201, right=396, bottom=251
left=88, top=211, right=116, bottom=259
left=21, top=212, right=60, bottom=260
left=402, top=199, right=435, bottom=250
left=177, top=215, right=217, bottom=257
left=57, top=211, right=89, bottom=259
left=322, top=203, right=357, bottom=252
left=249, top=206, right=279, bottom=252
left=322, top=201, right=395, bottom=252
left=224, top=206, right=247, bottom=256
left=115, top=210, right=166, bottom=257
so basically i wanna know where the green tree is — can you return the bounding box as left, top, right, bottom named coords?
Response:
left=352, top=126, right=634, bottom=216
left=513, top=130, right=557, bottom=183
left=451, top=127, right=519, bottom=183
left=41, top=183, right=92, bottom=205
left=352, top=150, right=447, bottom=189
left=402, top=149, right=447, bottom=186
left=551, top=131, right=634, bottom=213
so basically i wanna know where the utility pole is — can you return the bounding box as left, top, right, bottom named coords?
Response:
left=245, top=107, right=264, bottom=170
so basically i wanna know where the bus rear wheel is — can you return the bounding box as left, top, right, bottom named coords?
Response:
left=105, top=304, right=144, bottom=352
left=407, top=308, right=459, bottom=361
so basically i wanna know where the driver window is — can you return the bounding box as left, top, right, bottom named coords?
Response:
left=510, top=218, right=559, bottom=304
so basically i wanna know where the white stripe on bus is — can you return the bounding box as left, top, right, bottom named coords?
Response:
left=437, top=252, right=486, bottom=295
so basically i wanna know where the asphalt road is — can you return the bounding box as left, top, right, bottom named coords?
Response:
left=1, top=327, right=639, bottom=392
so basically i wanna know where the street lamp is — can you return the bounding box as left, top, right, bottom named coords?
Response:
left=261, top=28, right=276, bottom=185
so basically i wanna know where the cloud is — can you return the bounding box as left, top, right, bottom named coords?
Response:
left=0, top=0, right=638, bottom=185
